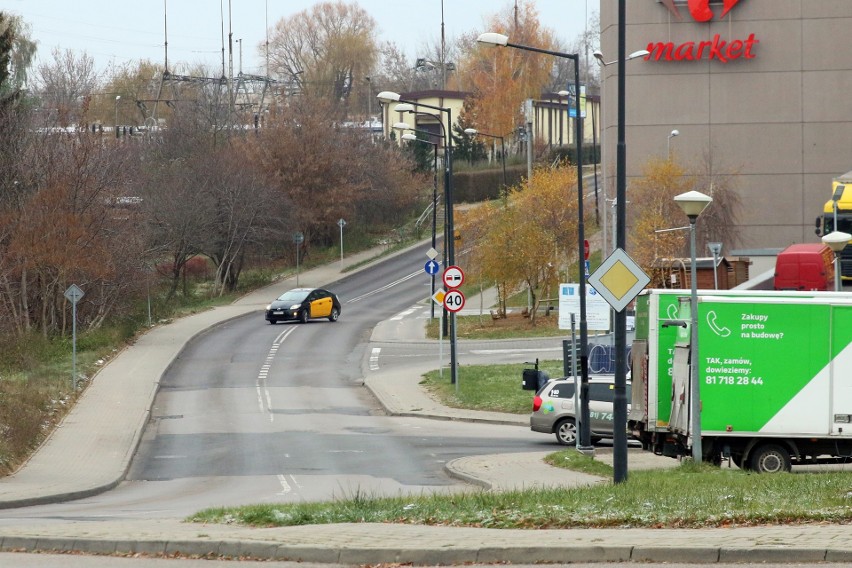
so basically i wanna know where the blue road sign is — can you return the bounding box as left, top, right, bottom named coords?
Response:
left=424, top=260, right=440, bottom=275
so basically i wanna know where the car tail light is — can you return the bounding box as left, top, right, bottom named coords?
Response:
left=532, top=395, right=542, bottom=412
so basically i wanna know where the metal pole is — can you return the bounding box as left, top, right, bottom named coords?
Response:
left=339, top=221, right=344, bottom=264
left=432, top=146, right=438, bottom=319
left=296, top=242, right=300, bottom=287
left=836, top=252, right=842, bottom=292
left=574, top=57, right=591, bottom=453
left=446, top=107, right=459, bottom=388
left=72, top=302, right=77, bottom=390
left=689, top=217, right=702, bottom=462
left=500, top=135, right=507, bottom=192
left=613, top=0, right=629, bottom=484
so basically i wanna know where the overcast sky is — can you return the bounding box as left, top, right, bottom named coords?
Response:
left=8, top=1, right=598, bottom=77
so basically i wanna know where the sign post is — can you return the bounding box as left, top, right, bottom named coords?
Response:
left=442, top=265, right=465, bottom=387
left=293, top=232, right=304, bottom=286
left=64, top=284, right=84, bottom=390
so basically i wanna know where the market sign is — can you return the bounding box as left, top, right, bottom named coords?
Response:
left=648, top=0, right=758, bottom=63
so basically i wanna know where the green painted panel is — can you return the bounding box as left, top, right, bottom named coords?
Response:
left=697, top=302, right=831, bottom=432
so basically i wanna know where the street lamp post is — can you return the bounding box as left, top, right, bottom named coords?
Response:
left=674, top=190, right=713, bottom=463
left=477, top=32, right=593, bottom=452
left=114, top=95, right=121, bottom=138
left=464, top=128, right=506, bottom=195
left=822, top=231, right=852, bottom=291
left=338, top=218, right=346, bottom=264
left=667, top=129, right=680, bottom=158
left=708, top=242, right=722, bottom=289
left=401, top=129, right=441, bottom=318
left=593, top=48, right=649, bottom=260
left=379, top=91, right=459, bottom=386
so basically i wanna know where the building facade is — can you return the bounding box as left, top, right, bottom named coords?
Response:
left=599, top=0, right=852, bottom=250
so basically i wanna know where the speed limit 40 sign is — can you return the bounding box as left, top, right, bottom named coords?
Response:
left=443, top=289, right=465, bottom=312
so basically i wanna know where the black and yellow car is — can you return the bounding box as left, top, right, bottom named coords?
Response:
left=265, top=288, right=341, bottom=324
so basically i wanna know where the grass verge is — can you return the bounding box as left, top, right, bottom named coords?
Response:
left=188, top=461, right=852, bottom=529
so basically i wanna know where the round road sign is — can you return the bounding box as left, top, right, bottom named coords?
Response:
left=443, top=289, right=465, bottom=312
left=442, top=265, right=465, bottom=289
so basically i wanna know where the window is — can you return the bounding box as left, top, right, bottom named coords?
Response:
left=549, top=382, right=576, bottom=399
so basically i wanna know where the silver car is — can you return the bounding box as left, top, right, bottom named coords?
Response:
left=530, top=376, right=631, bottom=445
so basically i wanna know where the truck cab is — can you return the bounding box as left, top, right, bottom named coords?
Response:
left=815, top=172, right=852, bottom=280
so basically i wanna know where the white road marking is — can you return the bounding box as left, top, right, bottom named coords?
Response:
left=390, top=305, right=420, bottom=321
left=256, top=327, right=299, bottom=422
left=347, top=270, right=421, bottom=303
left=276, top=474, right=291, bottom=495
left=369, top=347, right=381, bottom=371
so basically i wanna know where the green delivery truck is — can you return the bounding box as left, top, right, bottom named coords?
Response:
left=629, top=290, right=852, bottom=473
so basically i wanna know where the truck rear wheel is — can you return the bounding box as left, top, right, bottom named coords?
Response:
left=749, top=444, right=792, bottom=473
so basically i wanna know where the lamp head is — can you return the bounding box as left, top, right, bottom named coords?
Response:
left=115, top=95, right=121, bottom=101
left=628, top=49, right=651, bottom=60
left=394, top=103, right=415, bottom=113
left=557, top=90, right=571, bottom=97
left=401, top=133, right=417, bottom=141
left=593, top=50, right=604, bottom=63
left=464, top=128, right=478, bottom=136
left=477, top=32, right=509, bottom=47
left=670, top=129, right=680, bottom=138
left=674, top=190, right=712, bottom=220
left=376, top=91, right=400, bottom=103
left=822, top=231, right=852, bottom=253
left=392, top=122, right=411, bottom=132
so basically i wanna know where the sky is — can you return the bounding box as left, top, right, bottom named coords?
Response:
left=8, top=0, right=599, bottom=77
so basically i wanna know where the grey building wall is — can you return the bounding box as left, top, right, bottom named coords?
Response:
left=599, top=0, right=852, bottom=251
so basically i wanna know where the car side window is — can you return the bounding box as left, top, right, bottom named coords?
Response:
left=307, top=291, right=319, bottom=302
left=588, top=383, right=615, bottom=403
left=549, top=383, right=576, bottom=399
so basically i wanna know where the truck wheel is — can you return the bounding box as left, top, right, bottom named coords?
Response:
left=749, top=444, right=792, bottom=474
left=554, top=418, right=577, bottom=446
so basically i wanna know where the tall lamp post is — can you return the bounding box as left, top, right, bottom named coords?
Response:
left=463, top=128, right=506, bottom=194
left=674, top=190, right=713, bottom=463
left=822, top=231, right=852, bottom=291
left=593, top=48, right=649, bottom=259
left=476, top=31, right=593, bottom=452
left=667, top=129, right=680, bottom=158
left=114, top=95, right=121, bottom=138
left=379, top=91, right=459, bottom=386
left=400, top=129, right=441, bottom=317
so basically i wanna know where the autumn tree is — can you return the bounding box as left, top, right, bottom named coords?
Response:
left=456, top=0, right=555, bottom=141
left=628, top=154, right=741, bottom=286
left=267, top=1, right=378, bottom=113
left=255, top=97, right=425, bottom=261
left=465, top=164, right=581, bottom=324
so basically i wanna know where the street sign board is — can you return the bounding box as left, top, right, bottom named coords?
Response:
left=426, top=247, right=439, bottom=260
left=64, top=284, right=84, bottom=305
left=584, top=239, right=590, bottom=260
left=431, top=289, right=446, bottom=305
left=588, top=248, right=651, bottom=312
left=293, top=232, right=304, bottom=244
left=424, top=260, right=440, bottom=275
left=443, top=289, right=465, bottom=312
left=442, top=265, right=465, bottom=289
left=558, top=283, right=611, bottom=331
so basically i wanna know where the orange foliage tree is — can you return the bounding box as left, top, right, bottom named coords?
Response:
left=463, top=164, right=581, bottom=325
left=456, top=0, right=556, bottom=141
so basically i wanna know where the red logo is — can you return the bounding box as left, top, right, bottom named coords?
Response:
left=661, top=0, right=742, bottom=23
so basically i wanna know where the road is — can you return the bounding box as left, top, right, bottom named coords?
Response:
left=0, top=245, right=548, bottom=523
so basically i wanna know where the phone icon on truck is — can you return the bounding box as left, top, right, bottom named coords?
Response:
left=706, top=310, right=731, bottom=337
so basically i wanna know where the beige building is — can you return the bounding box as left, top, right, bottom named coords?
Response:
left=599, top=0, right=851, bottom=250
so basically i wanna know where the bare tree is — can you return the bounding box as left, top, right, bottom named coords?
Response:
left=267, top=1, right=378, bottom=113
left=33, top=48, right=99, bottom=128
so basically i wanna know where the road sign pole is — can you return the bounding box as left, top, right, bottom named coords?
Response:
left=72, top=301, right=77, bottom=390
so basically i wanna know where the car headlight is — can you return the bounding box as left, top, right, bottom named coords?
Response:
left=290, top=304, right=301, bottom=310
left=266, top=304, right=271, bottom=310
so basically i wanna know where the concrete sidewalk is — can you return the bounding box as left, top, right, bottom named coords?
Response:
left=1, top=241, right=852, bottom=564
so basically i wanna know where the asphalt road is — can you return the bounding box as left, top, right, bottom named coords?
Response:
left=1, top=245, right=544, bottom=522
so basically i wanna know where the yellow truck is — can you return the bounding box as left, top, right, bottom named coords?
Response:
left=815, top=170, right=852, bottom=280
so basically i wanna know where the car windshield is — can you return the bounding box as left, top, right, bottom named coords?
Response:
left=276, top=289, right=310, bottom=303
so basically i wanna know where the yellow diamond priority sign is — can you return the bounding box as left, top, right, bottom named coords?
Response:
left=588, top=248, right=650, bottom=312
